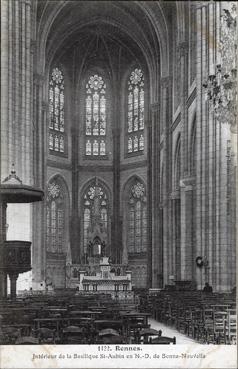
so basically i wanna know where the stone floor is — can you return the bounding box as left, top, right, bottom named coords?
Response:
left=149, top=318, right=202, bottom=344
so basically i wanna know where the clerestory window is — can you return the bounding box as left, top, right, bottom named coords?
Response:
left=127, top=68, right=145, bottom=154
left=49, top=67, right=65, bottom=154
left=85, top=74, right=107, bottom=156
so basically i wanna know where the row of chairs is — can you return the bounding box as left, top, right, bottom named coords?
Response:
left=0, top=291, right=177, bottom=345
left=147, top=290, right=236, bottom=344
left=1, top=324, right=177, bottom=345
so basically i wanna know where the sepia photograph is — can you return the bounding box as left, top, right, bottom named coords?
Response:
left=0, top=1, right=237, bottom=368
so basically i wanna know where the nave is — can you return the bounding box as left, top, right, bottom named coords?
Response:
left=0, top=287, right=236, bottom=345
left=149, top=319, right=197, bottom=344
left=0, top=0, right=237, bottom=355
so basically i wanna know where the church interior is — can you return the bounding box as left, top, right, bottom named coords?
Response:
left=0, top=0, right=237, bottom=345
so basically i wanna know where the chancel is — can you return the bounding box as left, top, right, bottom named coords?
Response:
left=0, top=0, right=237, bottom=346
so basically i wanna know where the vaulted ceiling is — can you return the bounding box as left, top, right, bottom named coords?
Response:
left=36, top=1, right=176, bottom=78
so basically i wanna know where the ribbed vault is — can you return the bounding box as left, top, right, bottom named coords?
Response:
left=35, top=0, right=174, bottom=99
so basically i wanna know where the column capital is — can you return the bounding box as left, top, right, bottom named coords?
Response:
left=177, top=41, right=189, bottom=57
left=196, top=2, right=212, bottom=10
left=20, top=0, right=32, bottom=6
left=180, top=176, right=196, bottom=190
left=170, top=190, right=180, bottom=200
left=159, top=200, right=166, bottom=208
left=8, top=272, right=19, bottom=280
left=160, top=76, right=172, bottom=88
left=42, top=101, right=49, bottom=111
left=30, top=40, right=36, bottom=55
left=33, top=73, right=45, bottom=86
left=151, top=102, right=160, bottom=112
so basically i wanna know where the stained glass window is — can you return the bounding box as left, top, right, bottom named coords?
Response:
left=139, top=135, right=144, bottom=150
left=83, top=180, right=108, bottom=254
left=127, top=68, right=144, bottom=153
left=127, top=181, right=147, bottom=253
left=128, top=137, right=133, bottom=153
left=49, top=67, right=65, bottom=153
left=85, top=74, right=107, bottom=156
left=46, top=180, right=66, bottom=253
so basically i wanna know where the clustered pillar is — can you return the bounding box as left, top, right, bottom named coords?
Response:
left=0, top=200, right=8, bottom=298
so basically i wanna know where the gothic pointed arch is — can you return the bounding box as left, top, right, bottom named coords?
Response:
left=46, top=175, right=70, bottom=254
left=80, top=178, right=111, bottom=261
left=122, top=176, right=147, bottom=288
left=84, top=73, right=107, bottom=157
left=48, top=66, right=66, bottom=154
left=36, top=1, right=169, bottom=85
left=123, top=176, right=147, bottom=254
left=76, top=65, right=113, bottom=163
left=126, top=67, right=145, bottom=155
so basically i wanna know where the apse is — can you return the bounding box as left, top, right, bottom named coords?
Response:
left=32, top=0, right=165, bottom=291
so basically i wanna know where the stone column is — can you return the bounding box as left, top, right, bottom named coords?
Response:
left=195, top=2, right=205, bottom=290
left=160, top=77, right=173, bottom=286
left=195, top=2, right=234, bottom=291
left=180, top=177, right=195, bottom=281
left=32, top=74, right=46, bottom=289
left=158, top=206, right=164, bottom=288
left=178, top=41, right=189, bottom=178
left=71, top=119, right=80, bottom=263
left=0, top=200, right=8, bottom=298
left=121, top=208, right=128, bottom=265
left=150, top=102, right=161, bottom=288
left=1, top=0, right=34, bottom=184
left=110, top=66, right=122, bottom=264
left=0, top=272, right=8, bottom=299
left=112, top=126, right=121, bottom=264
left=1, top=0, right=9, bottom=180
left=9, top=273, right=18, bottom=300
left=147, top=115, right=152, bottom=288
left=170, top=191, right=181, bottom=281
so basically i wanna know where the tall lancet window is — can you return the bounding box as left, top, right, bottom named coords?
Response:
left=46, top=180, right=66, bottom=253
left=49, top=67, right=65, bottom=153
left=85, top=75, right=107, bottom=156
left=83, top=180, right=108, bottom=254
left=127, top=181, right=147, bottom=253
left=127, top=68, right=144, bottom=153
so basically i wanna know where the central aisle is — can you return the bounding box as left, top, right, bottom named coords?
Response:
left=149, top=318, right=201, bottom=344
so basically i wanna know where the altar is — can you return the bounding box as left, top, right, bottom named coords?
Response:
left=66, top=179, right=133, bottom=300
left=77, top=256, right=133, bottom=300
left=67, top=256, right=133, bottom=300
